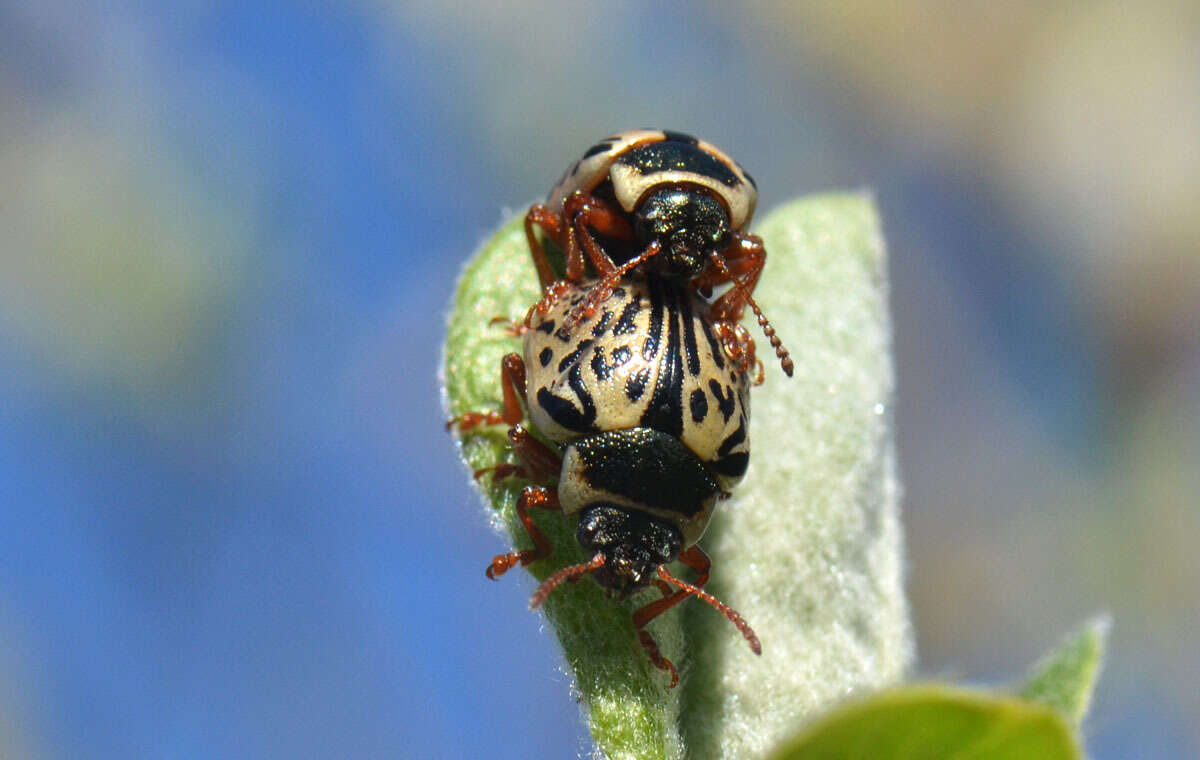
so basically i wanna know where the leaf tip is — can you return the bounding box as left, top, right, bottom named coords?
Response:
left=1019, top=615, right=1110, bottom=725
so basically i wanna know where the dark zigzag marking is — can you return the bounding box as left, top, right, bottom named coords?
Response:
left=717, top=416, right=747, bottom=458
left=714, top=416, right=750, bottom=479
left=536, top=363, right=596, bottom=433
left=709, top=379, right=736, bottom=422
left=557, top=338, right=594, bottom=373
left=590, top=346, right=615, bottom=382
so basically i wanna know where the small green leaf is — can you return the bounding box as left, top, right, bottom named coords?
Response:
left=768, top=685, right=1082, bottom=760
left=1019, top=616, right=1110, bottom=724
left=442, top=194, right=912, bottom=760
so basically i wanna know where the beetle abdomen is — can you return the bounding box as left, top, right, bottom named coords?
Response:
left=525, top=277, right=751, bottom=492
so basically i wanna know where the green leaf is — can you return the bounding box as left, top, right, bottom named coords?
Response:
left=767, top=685, right=1082, bottom=760
left=1019, top=616, right=1110, bottom=724
left=442, top=194, right=912, bottom=760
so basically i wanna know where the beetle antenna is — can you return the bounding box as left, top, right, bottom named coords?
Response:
left=567, top=240, right=663, bottom=328
left=657, top=566, right=761, bottom=655
left=708, top=253, right=794, bottom=377
left=530, top=553, right=606, bottom=609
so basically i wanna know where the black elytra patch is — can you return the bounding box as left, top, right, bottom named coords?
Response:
left=539, top=347, right=553, bottom=367
left=536, top=319, right=556, bottom=335
left=615, top=141, right=741, bottom=188
left=661, top=130, right=700, bottom=145
left=572, top=428, right=719, bottom=516
left=689, top=388, right=708, bottom=423
left=711, top=451, right=749, bottom=479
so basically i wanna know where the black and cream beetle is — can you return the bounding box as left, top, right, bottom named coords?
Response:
left=451, top=277, right=761, bottom=687
left=524, top=129, right=793, bottom=377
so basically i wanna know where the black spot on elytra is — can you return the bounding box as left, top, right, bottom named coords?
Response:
left=626, top=367, right=650, bottom=401
left=582, top=141, right=612, bottom=159
left=539, top=347, right=553, bottom=367
left=591, top=309, right=613, bottom=337
left=590, top=346, right=615, bottom=381
left=709, top=379, right=736, bottom=422
left=611, top=345, right=632, bottom=366
left=690, top=389, right=708, bottom=423
left=536, top=319, right=556, bottom=335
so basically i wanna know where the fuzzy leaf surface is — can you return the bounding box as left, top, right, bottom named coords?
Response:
left=442, top=194, right=912, bottom=759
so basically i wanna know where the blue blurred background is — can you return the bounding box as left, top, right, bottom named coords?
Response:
left=1, top=2, right=1196, bottom=758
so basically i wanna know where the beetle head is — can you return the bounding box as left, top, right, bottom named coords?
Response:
left=633, top=187, right=731, bottom=279
left=575, top=505, right=682, bottom=596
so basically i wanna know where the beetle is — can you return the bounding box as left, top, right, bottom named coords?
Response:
left=524, top=129, right=793, bottom=377
left=450, top=276, right=761, bottom=687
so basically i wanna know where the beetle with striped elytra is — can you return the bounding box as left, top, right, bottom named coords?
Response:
left=449, top=276, right=761, bottom=688
left=524, top=129, right=793, bottom=379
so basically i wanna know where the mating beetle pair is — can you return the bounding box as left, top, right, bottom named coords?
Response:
left=450, top=130, right=790, bottom=687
